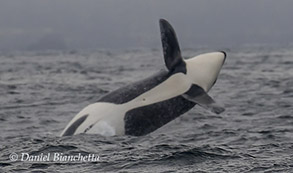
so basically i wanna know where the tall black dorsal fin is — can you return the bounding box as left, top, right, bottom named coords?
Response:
left=159, top=19, right=186, bottom=74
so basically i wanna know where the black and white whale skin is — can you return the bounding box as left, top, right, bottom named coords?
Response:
left=60, top=19, right=226, bottom=137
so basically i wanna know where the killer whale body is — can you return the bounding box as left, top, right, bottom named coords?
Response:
left=99, top=70, right=195, bottom=136
left=61, top=19, right=226, bottom=137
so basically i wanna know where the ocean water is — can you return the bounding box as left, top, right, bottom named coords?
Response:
left=0, top=46, right=292, bottom=172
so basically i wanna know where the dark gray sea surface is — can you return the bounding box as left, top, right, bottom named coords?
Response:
left=0, top=46, right=292, bottom=172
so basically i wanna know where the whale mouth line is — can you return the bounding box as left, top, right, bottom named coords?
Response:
left=221, top=51, right=227, bottom=64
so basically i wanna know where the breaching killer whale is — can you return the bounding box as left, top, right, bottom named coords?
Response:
left=60, top=19, right=226, bottom=137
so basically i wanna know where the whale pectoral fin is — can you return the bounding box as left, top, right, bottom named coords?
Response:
left=159, top=19, right=186, bottom=73
left=182, top=85, right=225, bottom=114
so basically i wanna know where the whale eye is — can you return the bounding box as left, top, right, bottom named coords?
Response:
left=142, top=98, right=146, bottom=101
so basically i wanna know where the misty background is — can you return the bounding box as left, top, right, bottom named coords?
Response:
left=1, top=0, right=293, bottom=51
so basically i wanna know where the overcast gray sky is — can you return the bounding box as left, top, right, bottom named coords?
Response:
left=0, top=0, right=293, bottom=51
